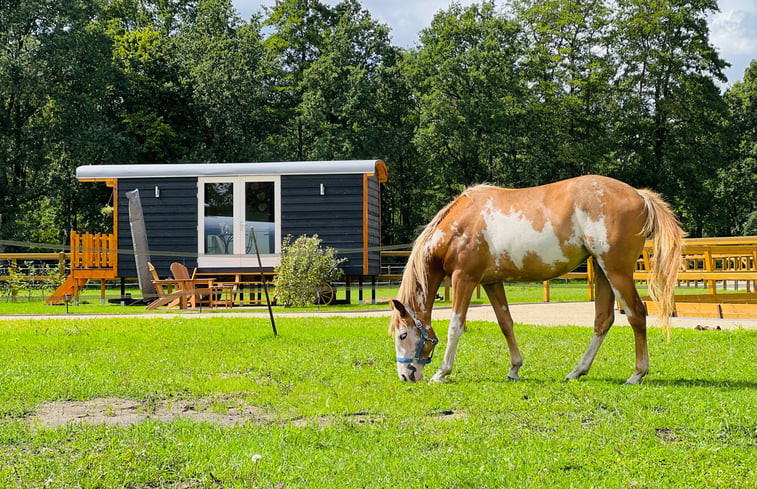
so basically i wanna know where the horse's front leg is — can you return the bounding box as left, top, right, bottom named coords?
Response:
left=483, top=282, right=522, bottom=380
left=430, top=272, right=476, bottom=383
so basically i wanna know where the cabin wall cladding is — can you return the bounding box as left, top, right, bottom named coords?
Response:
left=117, top=178, right=198, bottom=277
left=366, top=176, right=380, bottom=274
left=281, top=174, right=380, bottom=276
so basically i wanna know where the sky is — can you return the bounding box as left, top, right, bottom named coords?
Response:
left=231, top=0, right=757, bottom=87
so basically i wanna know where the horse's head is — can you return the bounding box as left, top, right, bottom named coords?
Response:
left=389, top=299, right=438, bottom=382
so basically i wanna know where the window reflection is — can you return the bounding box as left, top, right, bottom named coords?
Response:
left=204, top=182, right=233, bottom=255
left=245, top=182, right=275, bottom=254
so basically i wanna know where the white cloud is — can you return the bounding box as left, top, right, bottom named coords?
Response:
left=707, top=0, right=757, bottom=83
left=709, top=7, right=757, bottom=56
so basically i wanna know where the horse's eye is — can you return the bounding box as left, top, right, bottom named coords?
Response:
left=399, top=332, right=408, bottom=340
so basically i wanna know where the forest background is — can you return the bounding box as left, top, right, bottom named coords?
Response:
left=1, top=0, right=756, bottom=250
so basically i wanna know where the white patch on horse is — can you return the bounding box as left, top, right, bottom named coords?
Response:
left=432, top=312, right=464, bottom=382
left=425, top=229, right=446, bottom=253
left=480, top=200, right=568, bottom=269
left=571, top=208, right=611, bottom=256
left=592, top=180, right=605, bottom=198
left=416, top=292, right=426, bottom=313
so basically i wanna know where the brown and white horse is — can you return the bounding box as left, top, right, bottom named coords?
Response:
left=388, top=175, right=684, bottom=384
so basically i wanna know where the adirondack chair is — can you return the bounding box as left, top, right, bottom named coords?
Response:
left=145, top=262, right=216, bottom=310
left=147, top=262, right=182, bottom=309
left=169, top=262, right=214, bottom=308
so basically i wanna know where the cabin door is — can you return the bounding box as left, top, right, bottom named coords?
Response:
left=197, top=176, right=281, bottom=268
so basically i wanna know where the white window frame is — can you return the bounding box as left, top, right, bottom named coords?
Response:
left=197, top=175, right=281, bottom=268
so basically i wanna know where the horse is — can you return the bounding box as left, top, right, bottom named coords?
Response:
left=388, top=175, right=684, bottom=385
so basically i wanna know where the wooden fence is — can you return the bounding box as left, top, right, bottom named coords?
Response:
left=637, top=236, right=757, bottom=319
left=0, top=252, right=68, bottom=301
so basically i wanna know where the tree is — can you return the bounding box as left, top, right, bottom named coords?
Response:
left=716, top=60, right=757, bottom=236
left=411, top=2, right=527, bottom=201
left=264, top=0, right=334, bottom=160
left=298, top=0, right=398, bottom=160
left=178, top=0, right=270, bottom=162
left=108, top=12, right=194, bottom=163
left=610, top=0, right=729, bottom=236
left=513, top=0, right=617, bottom=180
left=0, top=0, right=127, bottom=246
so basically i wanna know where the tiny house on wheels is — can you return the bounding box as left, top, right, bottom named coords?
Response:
left=50, top=160, right=387, bottom=304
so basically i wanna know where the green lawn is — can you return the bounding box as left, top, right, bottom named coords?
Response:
left=6, top=278, right=722, bottom=315
left=0, top=280, right=594, bottom=315
left=1, top=315, right=755, bottom=487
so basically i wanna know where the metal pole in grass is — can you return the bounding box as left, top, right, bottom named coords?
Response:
left=250, top=226, right=277, bottom=337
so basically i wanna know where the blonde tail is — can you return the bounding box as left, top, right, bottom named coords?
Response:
left=638, top=189, right=685, bottom=340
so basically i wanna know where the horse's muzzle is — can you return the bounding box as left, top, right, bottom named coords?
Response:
left=398, top=363, right=423, bottom=382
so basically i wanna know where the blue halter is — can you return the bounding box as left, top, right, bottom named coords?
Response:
left=396, top=305, right=439, bottom=365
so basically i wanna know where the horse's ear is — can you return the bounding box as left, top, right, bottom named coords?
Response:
left=389, top=299, right=408, bottom=317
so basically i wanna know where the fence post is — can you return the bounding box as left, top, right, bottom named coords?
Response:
left=542, top=280, right=550, bottom=302
left=58, top=251, right=66, bottom=278
left=10, top=258, right=17, bottom=301
left=704, top=250, right=716, bottom=294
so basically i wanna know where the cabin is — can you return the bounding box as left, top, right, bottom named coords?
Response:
left=50, top=160, right=387, bottom=303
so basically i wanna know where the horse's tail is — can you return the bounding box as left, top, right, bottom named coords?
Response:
left=638, top=189, right=685, bottom=340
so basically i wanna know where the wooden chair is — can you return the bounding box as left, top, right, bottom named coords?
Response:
left=147, top=262, right=182, bottom=309
left=170, top=262, right=208, bottom=308
left=146, top=262, right=216, bottom=310
left=171, top=262, right=232, bottom=309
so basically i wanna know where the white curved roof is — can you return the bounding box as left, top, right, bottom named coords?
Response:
left=77, top=160, right=387, bottom=181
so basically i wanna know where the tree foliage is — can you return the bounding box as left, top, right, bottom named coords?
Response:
left=0, top=0, right=753, bottom=249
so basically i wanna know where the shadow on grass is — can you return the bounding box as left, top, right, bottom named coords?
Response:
left=588, top=376, right=757, bottom=390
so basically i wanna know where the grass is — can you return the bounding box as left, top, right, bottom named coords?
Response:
left=4, top=277, right=735, bottom=315
left=1, top=315, right=756, bottom=488
left=0, top=280, right=593, bottom=315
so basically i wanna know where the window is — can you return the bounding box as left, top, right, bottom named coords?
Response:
left=198, top=176, right=281, bottom=267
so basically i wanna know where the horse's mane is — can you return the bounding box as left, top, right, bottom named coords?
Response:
left=398, top=185, right=491, bottom=306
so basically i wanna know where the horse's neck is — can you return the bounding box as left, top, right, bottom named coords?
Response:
left=411, top=268, right=444, bottom=324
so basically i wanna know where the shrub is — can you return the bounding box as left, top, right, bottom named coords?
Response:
left=274, top=234, right=345, bottom=307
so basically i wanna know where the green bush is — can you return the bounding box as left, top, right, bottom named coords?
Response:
left=274, top=234, right=345, bottom=306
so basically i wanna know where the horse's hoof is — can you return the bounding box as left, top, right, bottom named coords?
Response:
left=625, top=371, right=647, bottom=385
left=430, top=372, right=447, bottom=383
left=507, top=374, right=520, bottom=381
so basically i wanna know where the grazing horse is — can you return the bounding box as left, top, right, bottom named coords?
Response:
left=388, top=175, right=683, bottom=384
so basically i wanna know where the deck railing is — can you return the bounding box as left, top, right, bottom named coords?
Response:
left=69, top=231, right=118, bottom=274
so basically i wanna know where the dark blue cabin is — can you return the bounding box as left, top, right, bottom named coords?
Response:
left=75, top=160, right=387, bottom=279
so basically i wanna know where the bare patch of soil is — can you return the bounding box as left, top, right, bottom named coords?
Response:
left=28, top=397, right=271, bottom=429
left=27, top=399, right=465, bottom=429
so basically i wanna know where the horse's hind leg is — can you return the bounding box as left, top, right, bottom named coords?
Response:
left=605, top=271, right=649, bottom=385
left=483, top=282, right=522, bottom=380
left=566, top=264, right=615, bottom=381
